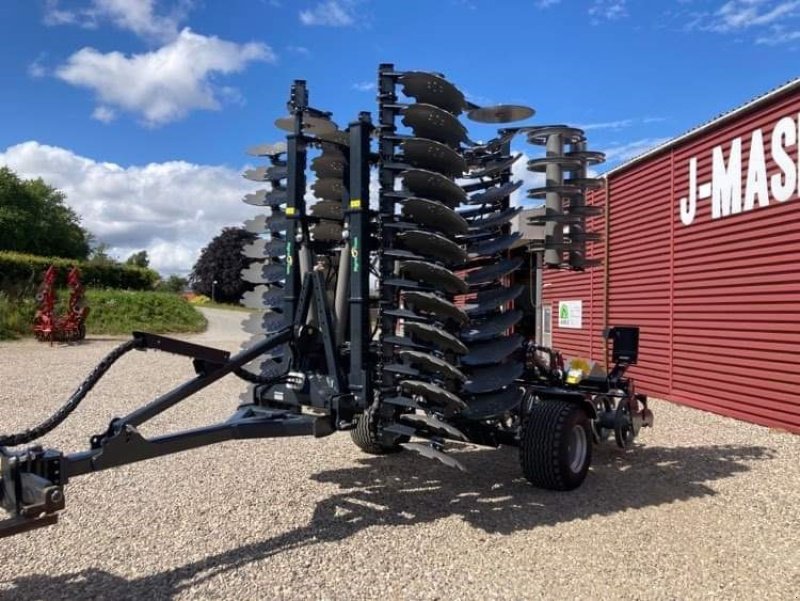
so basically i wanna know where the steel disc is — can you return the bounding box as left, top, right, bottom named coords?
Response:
left=241, top=310, right=287, bottom=334
left=465, top=258, right=523, bottom=286
left=527, top=156, right=584, bottom=173
left=243, top=165, right=287, bottom=182
left=275, top=114, right=338, bottom=134
left=315, top=129, right=350, bottom=146
left=402, top=103, right=469, bottom=147
left=466, top=180, right=523, bottom=206
left=467, top=207, right=522, bottom=231
left=398, top=230, right=467, bottom=265
left=243, top=189, right=286, bottom=207
left=241, top=285, right=285, bottom=310
left=567, top=149, right=606, bottom=165
left=312, top=221, right=343, bottom=242
left=526, top=126, right=585, bottom=145
left=312, top=178, right=346, bottom=201
left=311, top=154, right=347, bottom=178
left=468, top=232, right=522, bottom=259
left=460, top=310, right=523, bottom=342
left=400, top=261, right=468, bottom=294
left=242, top=237, right=286, bottom=259
left=401, top=291, right=469, bottom=324
left=460, top=387, right=525, bottom=421
left=462, top=361, right=524, bottom=394
left=401, top=442, right=466, bottom=471
left=463, top=284, right=524, bottom=316
left=310, top=200, right=343, bottom=221
left=244, top=214, right=288, bottom=234
left=399, top=414, right=469, bottom=441
left=399, top=350, right=466, bottom=381
left=246, top=142, right=287, bottom=157
left=405, top=322, right=469, bottom=354
left=461, top=334, right=523, bottom=366
left=399, top=380, right=467, bottom=410
left=467, top=104, right=535, bottom=124
left=401, top=198, right=469, bottom=236
left=402, top=138, right=466, bottom=177
left=466, top=154, right=521, bottom=179
left=401, top=169, right=466, bottom=206
left=240, top=261, right=286, bottom=285
left=526, top=184, right=585, bottom=199
left=398, top=71, right=466, bottom=115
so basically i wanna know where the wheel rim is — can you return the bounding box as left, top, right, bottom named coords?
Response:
left=567, top=424, right=588, bottom=473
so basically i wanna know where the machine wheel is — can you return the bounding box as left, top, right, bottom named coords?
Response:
left=350, top=405, right=407, bottom=455
left=520, top=400, right=592, bottom=491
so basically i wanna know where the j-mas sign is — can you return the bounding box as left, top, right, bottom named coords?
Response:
left=680, top=113, right=800, bottom=226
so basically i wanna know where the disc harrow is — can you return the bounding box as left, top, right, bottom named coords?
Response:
left=0, top=65, right=654, bottom=541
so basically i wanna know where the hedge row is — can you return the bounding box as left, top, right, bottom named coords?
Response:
left=0, top=251, right=159, bottom=293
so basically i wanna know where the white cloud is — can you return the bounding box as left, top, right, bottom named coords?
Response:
left=352, top=81, right=375, bottom=92
left=91, top=106, right=117, bottom=123
left=536, top=0, right=561, bottom=7
left=43, top=0, right=194, bottom=43
left=589, top=0, right=628, bottom=22
left=684, top=1, right=800, bottom=44
left=575, top=117, right=667, bottom=131
left=28, top=55, right=48, bottom=78
left=299, top=1, right=356, bottom=26
left=55, top=28, right=274, bottom=126
left=0, top=141, right=261, bottom=275
left=601, top=137, right=672, bottom=164
left=287, top=45, right=311, bottom=56
left=576, top=118, right=635, bottom=131
left=714, top=0, right=800, bottom=31
left=756, top=24, right=800, bottom=43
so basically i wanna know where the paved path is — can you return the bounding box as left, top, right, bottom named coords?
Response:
left=0, top=308, right=797, bottom=600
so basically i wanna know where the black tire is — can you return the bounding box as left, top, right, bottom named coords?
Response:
left=520, top=400, right=592, bottom=491
left=350, top=406, right=407, bottom=455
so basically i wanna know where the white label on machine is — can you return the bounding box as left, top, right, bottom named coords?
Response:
left=558, top=300, right=582, bottom=329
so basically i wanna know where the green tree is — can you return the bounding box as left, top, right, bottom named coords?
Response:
left=125, top=250, right=150, bottom=268
left=87, top=242, right=118, bottom=266
left=190, top=227, right=256, bottom=303
left=0, top=167, right=92, bottom=259
left=156, top=275, right=189, bottom=294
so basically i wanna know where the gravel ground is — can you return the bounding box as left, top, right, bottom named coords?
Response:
left=0, top=307, right=797, bottom=600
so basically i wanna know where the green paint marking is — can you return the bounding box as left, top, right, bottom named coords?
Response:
left=352, top=236, right=360, bottom=273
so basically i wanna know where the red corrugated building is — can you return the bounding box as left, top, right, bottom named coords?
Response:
left=542, top=78, right=800, bottom=433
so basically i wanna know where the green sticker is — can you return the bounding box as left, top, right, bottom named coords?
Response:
left=351, top=237, right=359, bottom=273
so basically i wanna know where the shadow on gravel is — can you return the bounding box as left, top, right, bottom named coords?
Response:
left=0, top=443, right=772, bottom=601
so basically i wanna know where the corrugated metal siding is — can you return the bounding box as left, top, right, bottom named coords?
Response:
left=543, top=83, right=800, bottom=434
left=607, top=156, right=673, bottom=397
left=670, top=91, right=800, bottom=432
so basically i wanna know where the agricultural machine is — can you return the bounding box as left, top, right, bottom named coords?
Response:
left=0, top=65, right=653, bottom=538
left=32, top=266, right=88, bottom=343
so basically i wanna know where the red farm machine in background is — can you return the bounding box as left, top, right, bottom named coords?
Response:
left=33, top=266, right=89, bottom=343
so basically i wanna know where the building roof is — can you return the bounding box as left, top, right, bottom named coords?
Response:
left=604, top=77, right=800, bottom=178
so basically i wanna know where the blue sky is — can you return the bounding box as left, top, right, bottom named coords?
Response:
left=0, top=0, right=798, bottom=274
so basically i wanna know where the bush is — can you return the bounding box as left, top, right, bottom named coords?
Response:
left=0, top=251, right=159, bottom=296
left=84, top=290, right=206, bottom=335
left=0, top=289, right=206, bottom=340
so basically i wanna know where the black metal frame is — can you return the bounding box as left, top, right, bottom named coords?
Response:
left=0, top=71, right=654, bottom=539
left=0, top=327, right=323, bottom=536
left=0, top=79, right=382, bottom=538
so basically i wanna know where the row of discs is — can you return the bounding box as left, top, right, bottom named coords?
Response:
left=378, top=71, right=532, bottom=444
left=239, top=143, right=291, bottom=378
left=525, top=126, right=605, bottom=268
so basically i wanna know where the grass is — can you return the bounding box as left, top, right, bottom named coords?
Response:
left=0, top=289, right=207, bottom=340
